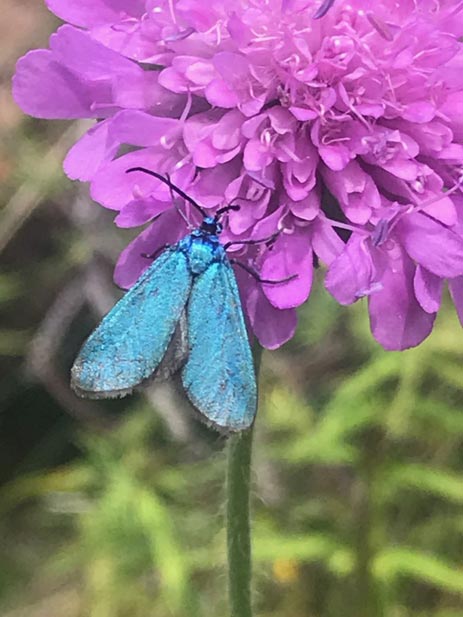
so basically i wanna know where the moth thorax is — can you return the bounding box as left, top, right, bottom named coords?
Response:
left=188, top=241, right=216, bottom=274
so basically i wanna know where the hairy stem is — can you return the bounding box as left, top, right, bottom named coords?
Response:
left=226, top=347, right=262, bottom=617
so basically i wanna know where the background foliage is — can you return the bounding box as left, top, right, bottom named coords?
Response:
left=1, top=4, right=463, bottom=616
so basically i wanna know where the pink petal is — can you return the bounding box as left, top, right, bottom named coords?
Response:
left=158, top=67, right=190, bottom=93
left=250, top=206, right=286, bottom=240
left=91, top=21, right=158, bottom=63
left=398, top=212, right=463, bottom=278
left=112, top=71, right=184, bottom=112
left=245, top=283, right=298, bottom=350
left=13, top=50, right=97, bottom=119
left=421, top=194, right=457, bottom=226
left=243, top=139, right=273, bottom=171
left=318, top=143, right=351, bottom=171
left=90, top=149, right=194, bottom=211
left=268, top=107, right=298, bottom=134
left=212, top=110, right=244, bottom=150
left=413, top=266, right=443, bottom=314
left=46, top=0, right=145, bottom=27
left=227, top=12, right=252, bottom=46
left=185, top=60, right=215, bottom=86
left=91, top=150, right=161, bottom=211
left=205, top=79, right=239, bottom=108
left=49, top=25, right=138, bottom=80
left=402, top=101, right=436, bottom=123
left=322, top=161, right=379, bottom=224
left=114, top=210, right=187, bottom=289
left=110, top=110, right=182, bottom=147
left=289, top=190, right=320, bottom=221
left=449, top=276, right=463, bottom=327
left=176, top=0, right=219, bottom=31
left=260, top=227, right=313, bottom=309
left=283, top=154, right=317, bottom=201
left=240, top=94, right=266, bottom=118
left=183, top=109, right=220, bottom=151
left=289, top=106, right=318, bottom=121
left=368, top=249, right=436, bottom=350
left=213, top=52, right=250, bottom=85
left=191, top=161, right=241, bottom=207
left=311, top=219, right=344, bottom=266
left=64, top=119, right=119, bottom=181
left=193, top=141, right=222, bottom=167
left=114, top=198, right=171, bottom=228
left=325, top=235, right=380, bottom=305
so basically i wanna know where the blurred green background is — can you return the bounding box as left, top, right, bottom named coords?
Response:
left=2, top=4, right=463, bottom=616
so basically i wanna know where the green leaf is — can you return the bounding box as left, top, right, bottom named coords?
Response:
left=375, top=548, right=463, bottom=594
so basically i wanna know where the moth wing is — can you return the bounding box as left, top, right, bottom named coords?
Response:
left=71, top=249, right=192, bottom=398
left=181, top=260, right=257, bottom=431
left=153, top=310, right=188, bottom=382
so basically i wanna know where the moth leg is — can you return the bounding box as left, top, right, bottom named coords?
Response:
left=224, top=231, right=279, bottom=251
left=230, top=259, right=297, bottom=285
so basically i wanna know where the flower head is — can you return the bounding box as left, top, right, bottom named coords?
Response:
left=13, top=0, right=463, bottom=349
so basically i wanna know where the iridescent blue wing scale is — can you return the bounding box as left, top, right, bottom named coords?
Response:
left=182, top=260, right=257, bottom=431
left=71, top=248, right=192, bottom=398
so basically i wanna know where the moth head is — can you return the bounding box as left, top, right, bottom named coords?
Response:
left=201, top=216, right=222, bottom=235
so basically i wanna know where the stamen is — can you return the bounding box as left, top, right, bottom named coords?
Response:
left=110, top=17, right=138, bottom=34
left=371, top=219, right=389, bottom=247
left=321, top=134, right=351, bottom=146
left=279, top=143, right=302, bottom=162
left=413, top=176, right=463, bottom=210
left=411, top=179, right=425, bottom=194
left=164, top=27, right=195, bottom=42
left=216, top=21, right=223, bottom=46
left=167, top=0, right=177, bottom=24
left=261, top=128, right=274, bottom=147
left=384, top=176, right=463, bottom=239
left=321, top=215, right=368, bottom=236
left=366, top=12, right=394, bottom=41
left=132, top=184, right=145, bottom=199
left=173, top=154, right=192, bottom=170
left=160, top=135, right=174, bottom=149
left=90, top=102, right=113, bottom=111
left=355, top=282, right=383, bottom=298
left=179, top=90, right=193, bottom=124
left=313, top=0, right=336, bottom=19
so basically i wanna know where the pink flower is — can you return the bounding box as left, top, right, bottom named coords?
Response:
left=13, top=0, right=463, bottom=350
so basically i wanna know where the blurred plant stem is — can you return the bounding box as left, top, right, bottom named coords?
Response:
left=226, top=346, right=262, bottom=617
left=353, top=431, right=386, bottom=617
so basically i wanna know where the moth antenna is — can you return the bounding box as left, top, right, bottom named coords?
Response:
left=164, top=172, right=194, bottom=230
left=215, top=203, right=240, bottom=219
left=126, top=167, right=206, bottom=217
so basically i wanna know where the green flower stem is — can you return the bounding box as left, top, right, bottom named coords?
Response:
left=227, top=427, right=254, bottom=617
left=226, top=346, right=262, bottom=617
